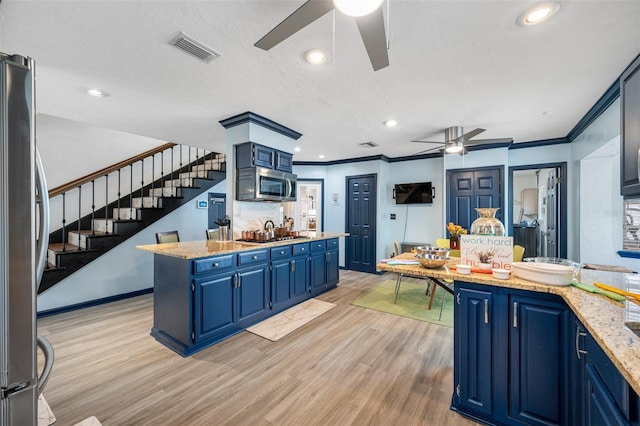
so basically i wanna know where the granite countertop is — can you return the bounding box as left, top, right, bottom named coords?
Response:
left=136, top=232, right=349, bottom=260
left=377, top=253, right=640, bottom=396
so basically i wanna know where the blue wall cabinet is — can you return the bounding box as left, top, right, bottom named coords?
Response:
left=235, top=142, right=274, bottom=169
left=454, top=286, right=494, bottom=418
left=620, top=55, right=640, bottom=196
left=275, top=150, right=293, bottom=172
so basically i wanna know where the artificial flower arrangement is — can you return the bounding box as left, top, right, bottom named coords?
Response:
left=447, top=222, right=467, bottom=236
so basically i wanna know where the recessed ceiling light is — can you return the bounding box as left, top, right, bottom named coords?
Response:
left=294, top=146, right=301, bottom=152
left=86, top=88, right=108, bottom=97
left=304, top=49, right=327, bottom=65
left=516, top=2, right=560, bottom=27
left=319, top=154, right=325, bottom=159
left=334, top=0, right=384, bottom=17
left=542, top=110, right=553, bottom=116
left=383, top=119, right=397, bottom=127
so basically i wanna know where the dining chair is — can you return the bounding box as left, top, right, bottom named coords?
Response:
left=206, top=229, right=220, bottom=240
left=514, top=244, right=525, bottom=262
left=436, top=238, right=459, bottom=257
left=155, top=230, right=179, bottom=244
left=394, top=241, right=400, bottom=257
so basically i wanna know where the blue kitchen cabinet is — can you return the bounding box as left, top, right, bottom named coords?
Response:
left=292, top=253, right=310, bottom=301
left=235, top=142, right=274, bottom=169
left=454, top=285, right=494, bottom=419
left=271, top=258, right=293, bottom=311
left=236, top=250, right=270, bottom=327
left=453, top=282, right=571, bottom=426
left=271, top=243, right=311, bottom=312
left=193, top=271, right=239, bottom=344
left=507, top=293, right=570, bottom=426
left=275, top=150, right=293, bottom=172
left=310, top=238, right=339, bottom=296
left=574, top=317, right=640, bottom=425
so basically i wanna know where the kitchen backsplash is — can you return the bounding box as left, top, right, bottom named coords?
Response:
left=232, top=201, right=283, bottom=239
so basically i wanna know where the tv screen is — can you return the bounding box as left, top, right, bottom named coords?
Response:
left=394, top=182, right=433, bottom=204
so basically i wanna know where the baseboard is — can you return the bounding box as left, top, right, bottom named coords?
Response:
left=37, top=288, right=153, bottom=318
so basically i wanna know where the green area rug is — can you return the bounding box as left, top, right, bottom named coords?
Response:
left=351, top=280, right=453, bottom=327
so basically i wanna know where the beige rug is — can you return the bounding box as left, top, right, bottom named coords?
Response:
left=247, top=298, right=336, bottom=341
left=38, top=394, right=56, bottom=425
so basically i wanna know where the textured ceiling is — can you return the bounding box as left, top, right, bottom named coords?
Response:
left=1, top=0, right=639, bottom=161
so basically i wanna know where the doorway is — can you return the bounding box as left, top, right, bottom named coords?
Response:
left=508, top=163, right=567, bottom=259
left=346, top=174, right=377, bottom=273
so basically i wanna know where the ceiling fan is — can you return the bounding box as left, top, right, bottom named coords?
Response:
left=411, top=126, right=513, bottom=155
left=254, top=0, right=390, bottom=71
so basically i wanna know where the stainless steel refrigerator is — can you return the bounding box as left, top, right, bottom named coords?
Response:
left=0, top=53, right=54, bottom=425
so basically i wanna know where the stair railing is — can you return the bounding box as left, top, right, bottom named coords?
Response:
left=46, top=143, right=221, bottom=254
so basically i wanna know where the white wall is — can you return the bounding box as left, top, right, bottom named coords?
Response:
left=37, top=181, right=225, bottom=312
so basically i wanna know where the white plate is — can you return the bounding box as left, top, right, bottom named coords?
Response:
left=511, top=261, right=573, bottom=286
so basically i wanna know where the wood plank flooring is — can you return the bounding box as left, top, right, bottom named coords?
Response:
left=37, top=270, right=478, bottom=426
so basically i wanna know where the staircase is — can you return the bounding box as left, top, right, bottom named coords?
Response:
left=39, top=144, right=226, bottom=294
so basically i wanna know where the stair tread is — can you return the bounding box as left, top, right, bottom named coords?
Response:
left=48, top=243, right=83, bottom=252
left=68, top=230, right=119, bottom=237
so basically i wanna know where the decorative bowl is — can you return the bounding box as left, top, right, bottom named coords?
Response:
left=415, top=245, right=450, bottom=257
left=492, top=268, right=510, bottom=280
left=456, top=264, right=472, bottom=275
left=416, top=254, right=448, bottom=269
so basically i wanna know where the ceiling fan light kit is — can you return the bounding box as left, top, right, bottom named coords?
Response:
left=254, top=0, right=389, bottom=71
left=411, top=126, right=512, bottom=156
left=333, top=0, right=384, bottom=17
left=445, top=141, right=464, bottom=154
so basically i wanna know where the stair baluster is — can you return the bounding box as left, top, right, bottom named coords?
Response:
left=116, top=170, right=121, bottom=220
left=78, top=185, right=83, bottom=250
left=61, top=193, right=66, bottom=252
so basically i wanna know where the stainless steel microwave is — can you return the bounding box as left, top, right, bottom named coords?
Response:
left=236, top=167, right=297, bottom=202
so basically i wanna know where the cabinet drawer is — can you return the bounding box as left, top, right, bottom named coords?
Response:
left=270, top=246, right=292, bottom=260
left=310, top=240, right=327, bottom=252
left=326, top=238, right=338, bottom=250
left=193, top=254, right=235, bottom=275
left=293, top=243, right=310, bottom=256
left=238, top=249, right=269, bottom=266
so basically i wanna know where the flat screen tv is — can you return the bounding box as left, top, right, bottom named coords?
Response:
left=394, top=182, right=434, bottom=204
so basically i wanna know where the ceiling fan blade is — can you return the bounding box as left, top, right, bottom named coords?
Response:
left=456, top=128, right=486, bottom=142
left=355, top=7, right=389, bottom=71
left=414, top=146, right=444, bottom=155
left=254, top=0, right=334, bottom=50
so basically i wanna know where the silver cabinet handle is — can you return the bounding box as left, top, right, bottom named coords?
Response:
left=575, top=326, right=588, bottom=359
left=213, top=262, right=219, bottom=267
left=301, top=247, right=305, bottom=251
left=484, top=299, right=489, bottom=324
left=280, top=250, right=285, bottom=255
left=513, top=302, right=518, bottom=328
left=291, top=260, right=295, bottom=272
left=252, top=255, right=258, bottom=260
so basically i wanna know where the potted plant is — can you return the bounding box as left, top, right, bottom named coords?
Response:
left=476, top=248, right=498, bottom=270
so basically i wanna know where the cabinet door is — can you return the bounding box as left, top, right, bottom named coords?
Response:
left=193, top=273, right=236, bottom=342
left=508, top=294, right=569, bottom=426
left=236, top=264, right=270, bottom=326
left=271, top=259, right=293, bottom=311
left=621, top=55, right=640, bottom=196
left=292, top=255, right=310, bottom=301
left=275, top=151, right=293, bottom=172
left=455, top=286, right=494, bottom=417
left=571, top=319, right=588, bottom=426
left=326, top=248, right=339, bottom=286
left=310, top=251, right=327, bottom=291
left=585, top=364, right=628, bottom=426
left=253, top=144, right=275, bottom=169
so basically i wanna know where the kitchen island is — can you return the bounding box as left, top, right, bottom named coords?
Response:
left=137, top=233, right=347, bottom=356
left=378, top=254, right=640, bottom=426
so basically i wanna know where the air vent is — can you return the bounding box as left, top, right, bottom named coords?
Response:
left=359, top=141, right=379, bottom=148
left=170, top=32, right=221, bottom=63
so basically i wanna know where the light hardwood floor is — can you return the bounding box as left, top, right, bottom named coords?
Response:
left=37, top=270, right=478, bottom=426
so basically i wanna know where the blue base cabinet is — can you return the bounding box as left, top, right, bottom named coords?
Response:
left=453, top=281, right=570, bottom=426
left=151, top=240, right=336, bottom=356
left=310, top=238, right=339, bottom=296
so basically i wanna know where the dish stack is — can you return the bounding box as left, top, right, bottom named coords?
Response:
left=415, top=245, right=450, bottom=269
